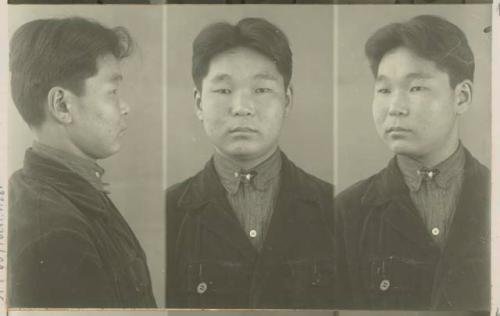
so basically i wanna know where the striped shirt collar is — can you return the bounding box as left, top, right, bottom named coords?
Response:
left=397, top=143, right=466, bottom=192
left=32, top=141, right=108, bottom=193
left=213, top=149, right=282, bottom=195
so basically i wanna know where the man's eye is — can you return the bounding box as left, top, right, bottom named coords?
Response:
left=255, top=87, right=272, bottom=94
left=377, top=88, right=391, bottom=94
left=410, top=86, right=426, bottom=92
left=213, top=88, right=231, bottom=94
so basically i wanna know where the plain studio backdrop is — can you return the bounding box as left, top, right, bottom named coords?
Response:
left=165, top=5, right=334, bottom=189
left=7, top=5, right=165, bottom=306
left=335, top=4, right=491, bottom=193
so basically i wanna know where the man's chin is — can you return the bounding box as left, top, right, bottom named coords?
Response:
left=226, top=150, right=260, bottom=161
left=90, top=146, right=120, bottom=161
left=388, top=141, right=418, bottom=157
left=218, top=144, right=268, bottom=162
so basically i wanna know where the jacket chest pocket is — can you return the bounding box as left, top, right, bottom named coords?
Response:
left=364, top=256, right=435, bottom=308
left=182, top=261, right=252, bottom=308
left=285, top=256, right=336, bottom=308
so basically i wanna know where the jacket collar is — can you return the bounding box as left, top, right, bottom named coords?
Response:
left=396, top=144, right=465, bottom=192
left=32, top=141, right=108, bottom=192
left=361, top=147, right=484, bottom=207
left=22, top=148, right=110, bottom=217
left=177, top=151, right=320, bottom=210
left=360, top=156, right=408, bottom=207
left=213, top=149, right=281, bottom=194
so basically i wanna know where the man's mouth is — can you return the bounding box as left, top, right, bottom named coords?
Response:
left=118, top=126, right=127, bottom=136
left=229, top=127, right=258, bottom=133
left=386, top=126, right=411, bottom=133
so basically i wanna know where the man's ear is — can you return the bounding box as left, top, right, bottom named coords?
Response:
left=47, top=87, right=73, bottom=124
left=194, top=88, right=203, bottom=121
left=454, top=79, right=472, bottom=115
left=284, top=85, right=293, bottom=117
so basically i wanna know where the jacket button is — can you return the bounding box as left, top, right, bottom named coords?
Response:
left=197, top=282, right=207, bottom=294
left=432, top=227, right=440, bottom=236
left=249, top=229, right=257, bottom=238
left=379, top=279, right=390, bottom=291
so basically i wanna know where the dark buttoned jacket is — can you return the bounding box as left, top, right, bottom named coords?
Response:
left=8, top=149, right=157, bottom=308
left=334, top=148, right=490, bottom=310
left=166, top=152, right=335, bottom=308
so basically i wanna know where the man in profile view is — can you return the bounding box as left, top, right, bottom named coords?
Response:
left=8, top=17, right=156, bottom=308
left=166, top=17, right=335, bottom=309
left=334, top=15, right=490, bottom=310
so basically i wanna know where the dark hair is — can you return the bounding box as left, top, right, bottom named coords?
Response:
left=365, top=15, right=474, bottom=88
left=192, top=17, right=292, bottom=91
left=10, top=17, right=134, bottom=127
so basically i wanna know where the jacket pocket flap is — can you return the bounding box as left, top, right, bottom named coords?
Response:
left=183, top=261, right=251, bottom=294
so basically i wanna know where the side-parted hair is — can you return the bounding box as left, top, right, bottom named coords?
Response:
left=365, top=15, right=474, bottom=88
left=192, top=17, right=292, bottom=91
left=10, top=17, right=134, bottom=127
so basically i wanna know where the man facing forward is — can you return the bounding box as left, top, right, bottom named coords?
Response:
left=335, top=15, right=490, bottom=310
left=8, top=18, right=156, bottom=308
left=166, top=18, right=335, bottom=309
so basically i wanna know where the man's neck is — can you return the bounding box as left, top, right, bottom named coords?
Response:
left=404, top=138, right=460, bottom=168
left=215, top=146, right=279, bottom=170
left=34, top=125, right=95, bottom=162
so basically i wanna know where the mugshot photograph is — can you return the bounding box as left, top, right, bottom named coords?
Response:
left=333, top=5, right=491, bottom=311
left=165, top=6, right=335, bottom=309
left=7, top=6, right=164, bottom=308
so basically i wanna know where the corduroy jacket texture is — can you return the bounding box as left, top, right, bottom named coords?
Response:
left=166, top=152, right=336, bottom=308
left=8, top=149, right=157, bottom=308
left=334, top=148, right=490, bottom=310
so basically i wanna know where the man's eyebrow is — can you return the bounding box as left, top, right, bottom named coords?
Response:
left=209, top=73, right=231, bottom=83
left=405, top=72, right=434, bottom=80
left=375, top=72, right=434, bottom=82
left=375, top=75, right=388, bottom=83
left=253, top=73, right=278, bottom=81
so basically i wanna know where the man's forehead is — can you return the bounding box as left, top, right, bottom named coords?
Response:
left=376, top=49, right=445, bottom=82
left=205, top=47, right=282, bottom=78
left=207, top=71, right=280, bottom=82
left=375, top=71, right=435, bottom=83
left=95, top=54, right=123, bottom=81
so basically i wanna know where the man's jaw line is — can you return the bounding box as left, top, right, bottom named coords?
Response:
left=214, top=145, right=278, bottom=170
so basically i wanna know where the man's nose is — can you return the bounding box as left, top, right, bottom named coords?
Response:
left=388, top=91, right=409, bottom=117
left=230, top=91, right=254, bottom=116
left=120, top=100, right=130, bottom=116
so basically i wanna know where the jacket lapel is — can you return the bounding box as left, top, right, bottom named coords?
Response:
left=249, top=153, right=326, bottom=304
left=441, top=149, right=489, bottom=259
left=362, top=157, right=435, bottom=252
left=177, top=158, right=258, bottom=261
left=430, top=149, right=490, bottom=308
left=258, top=153, right=315, bottom=261
left=199, top=199, right=258, bottom=261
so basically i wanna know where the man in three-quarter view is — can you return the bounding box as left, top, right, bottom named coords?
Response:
left=166, top=17, right=335, bottom=309
left=334, top=15, right=490, bottom=310
left=8, top=17, right=156, bottom=308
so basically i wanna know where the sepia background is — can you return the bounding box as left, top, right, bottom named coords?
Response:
left=165, top=5, right=334, bottom=189
left=7, top=5, right=165, bottom=306
left=334, top=4, right=491, bottom=192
